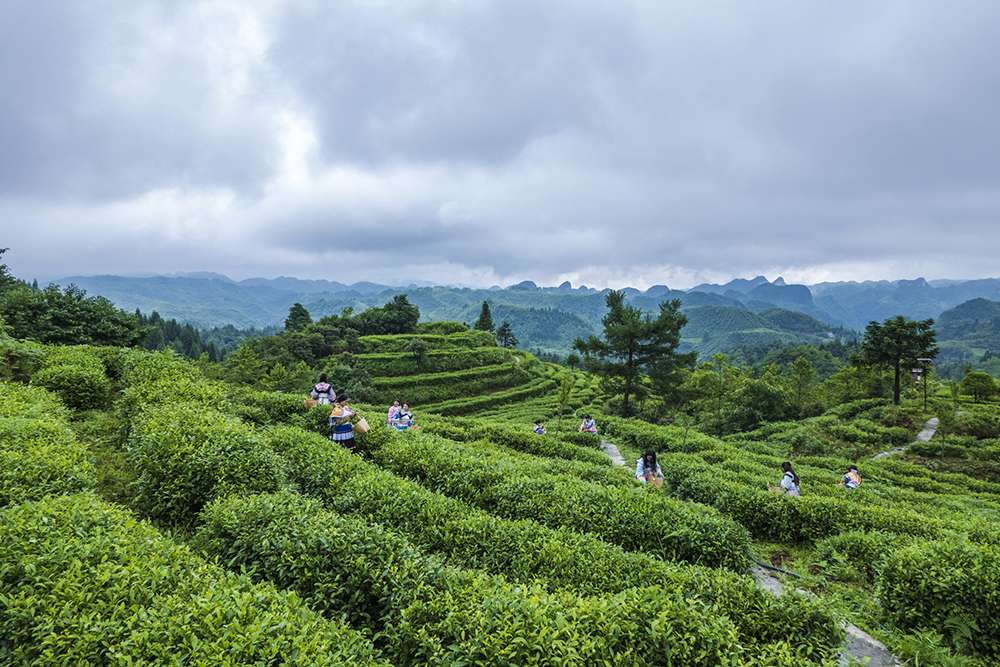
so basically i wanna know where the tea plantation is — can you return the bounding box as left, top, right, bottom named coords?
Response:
left=2, top=330, right=998, bottom=665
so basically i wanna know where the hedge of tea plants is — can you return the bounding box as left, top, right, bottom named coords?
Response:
left=263, top=425, right=842, bottom=660
left=417, top=413, right=612, bottom=465
left=0, top=493, right=384, bottom=666
left=355, top=346, right=514, bottom=376
left=369, top=363, right=530, bottom=404
left=370, top=432, right=753, bottom=570
left=356, top=329, right=496, bottom=353
left=106, top=350, right=842, bottom=663
left=0, top=382, right=96, bottom=506
left=195, top=491, right=754, bottom=666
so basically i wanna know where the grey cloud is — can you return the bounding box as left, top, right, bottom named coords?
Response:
left=3, top=1, right=1000, bottom=288
left=0, top=1, right=281, bottom=201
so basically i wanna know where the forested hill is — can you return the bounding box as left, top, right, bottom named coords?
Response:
left=51, top=272, right=1000, bottom=357
left=935, top=298, right=1000, bottom=377
left=937, top=298, right=1000, bottom=348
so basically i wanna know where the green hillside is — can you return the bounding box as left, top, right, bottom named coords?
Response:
left=680, top=305, right=836, bottom=355
left=4, top=261, right=1000, bottom=665
left=935, top=298, right=1000, bottom=377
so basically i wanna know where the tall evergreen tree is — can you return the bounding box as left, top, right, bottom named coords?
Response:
left=790, top=355, right=818, bottom=416
left=574, top=291, right=694, bottom=416
left=474, top=301, right=495, bottom=333
left=496, top=320, right=518, bottom=348
left=860, top=315, right=938, bottom=405
left=285, top=303, right=313, bottom=331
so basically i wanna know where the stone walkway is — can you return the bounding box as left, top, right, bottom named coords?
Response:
left=599, top=439, right=627, bottom=467
left=872, top=416, right=939, bottom=460
left=750, top=566, right=899, bottom=667
left=599, top=438, right=900, bottom=666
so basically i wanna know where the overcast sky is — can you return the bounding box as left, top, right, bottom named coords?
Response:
left=2, top=1, right=999, bottom=289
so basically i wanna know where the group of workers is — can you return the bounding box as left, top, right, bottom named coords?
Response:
left=313, top=374, right=865, bottom=495
left=308, top=374, right=358, bottom=452
left=386, top=400, right=417, bottom=430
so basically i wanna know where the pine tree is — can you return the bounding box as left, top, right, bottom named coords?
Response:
left=496, top=320, right=517, bottom=348
left=861, top=315, right=938, bottom=405
left=574, top=291, right=694, bottom=416
left=474, top=301, right=494, bottom=333
left=285, top=303, right=313, bottom=331
left=790, top=355, right=817, bottom=416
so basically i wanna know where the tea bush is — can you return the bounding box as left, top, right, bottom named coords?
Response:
left=0, top=493, right=384, bottom=665
left=598, top=414, right=721, bottom=454
left=423, top=376, right=560, bottom=416
left=196, top=491, right=766, bottom=665
left=419, top=414, right=612, bottom=465
left=30, top=346, right=111, bottom=410
left=878, top=538, right=1000, bottom=659
left=357, top=330, right=496, bottom=353
left=357, top=346, right=512, bottom=376
left=370, top=363, right=529, bottom=404
left=127, top=401, right=285, bottom=525
left=372, top=433, right=753, bottom=570
left=263, top=425, right=841, bottom=658
left=0, top=383, right=95, bottom=506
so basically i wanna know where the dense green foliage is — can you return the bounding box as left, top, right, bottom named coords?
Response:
left=371, top=432, right=752, bottom=570
left=0, top=383, right=96, bottom=506
left=3, top=269, right=998, bottom=665
left=0, top=493, right=383, bottom=665
left=861, top=315, right=938, bottom=404
left=196, top=491, right=754, bottom=666
left=138, top=309, right=223, bottom=360
left=0, top=283, right=144, bottom=347
left=576, top=291, right=695, bottom=414
left=878, top=539, right=1000, bottom=659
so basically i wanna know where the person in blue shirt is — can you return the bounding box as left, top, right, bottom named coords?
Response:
left=533, top=420, right=546, bottom=435
left=635, top=450, right=663, bottom=487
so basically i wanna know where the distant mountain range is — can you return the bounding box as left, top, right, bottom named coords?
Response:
left=52, top=273, right=1000, bottom=358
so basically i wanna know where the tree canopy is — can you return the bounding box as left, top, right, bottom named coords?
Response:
left=574, top=291, right=694, bottom=416
left=474, top=301, right=495, bottom=333
left=285, top=303, right=313, bottom=332
left=496, top=320, right=518, bottom=348
left=860, top=315, right=938, bottom=405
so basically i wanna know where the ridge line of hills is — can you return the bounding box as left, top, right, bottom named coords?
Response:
left=47, top=273, right=1000, bottom=362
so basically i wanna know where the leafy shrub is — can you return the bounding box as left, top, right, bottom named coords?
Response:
left=878, top=539, right=1000, bottom=659
left=32, top=362, right=110, bottom=410
left=0, top=383, right=95, bottom=506
left=423, top=376, right=559, bottom=416
left=812, top=531, right=909, bottom=582
left=356, top=346, right=512, bottom=376
left=418, top=414, right=612, bottom=466
left=0, top=382, right=68, bottom=419
left=373, top=433, right=753, bottom=570
left=262, top=426, right=841, bottom=660
left=414, top=320, right=470, bottom=335
left=369, top=363, right=529, bottom=404
left=127, top=402, right=285, bottom=525
left=0, top=493, right=384, bottom=665
left=599, top=413, right=721, bottom=454
left=357, top=329, right=495, bottom=353
left=948, top=407, right=1000, bottom=440
left=196, top=491, right=787, bottom=666
left=225, top=385, right=305, bottom=426
left=0, top=336, right=45, bottom=381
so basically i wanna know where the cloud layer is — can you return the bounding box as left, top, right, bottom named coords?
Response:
left=3, top=0, right=1000, bottom=288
